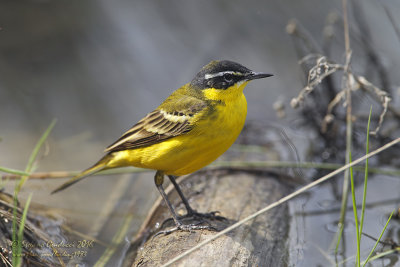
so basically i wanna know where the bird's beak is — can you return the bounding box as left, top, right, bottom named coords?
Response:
left=246, top=72, right=273, bottom=81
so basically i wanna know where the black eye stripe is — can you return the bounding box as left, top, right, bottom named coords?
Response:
left=204, top=75, right=244, bottom=90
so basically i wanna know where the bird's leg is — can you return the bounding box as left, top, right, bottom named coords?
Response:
left=167, top=175, right=226, bottom=221
left=154, top=171, right=181, bottom=226
left=154, top=171, right=216, bottom=235
left=167, top=175, right=196, bottom=215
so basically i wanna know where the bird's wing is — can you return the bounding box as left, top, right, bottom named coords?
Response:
left=105, top=93, right=207, bottom=153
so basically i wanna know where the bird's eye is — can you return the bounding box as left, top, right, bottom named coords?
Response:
left=223, top=74, right=234, bottom=83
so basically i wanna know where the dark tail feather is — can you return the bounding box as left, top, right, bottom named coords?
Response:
left=51, top=155, right=111, bottom=194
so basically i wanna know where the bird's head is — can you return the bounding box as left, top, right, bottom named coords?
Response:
left=190, top=60, right=272, bottom=101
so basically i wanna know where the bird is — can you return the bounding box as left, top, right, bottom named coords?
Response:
left=52, top=60, right=272, bottom=232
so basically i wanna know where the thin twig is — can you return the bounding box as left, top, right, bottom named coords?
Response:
left=1, top=167, right=149, bottom=180
left=354, top=75, right=392, bottom=135
left=3, top=160, right=400, bottom=181
left=291, top=56, right=343, bottom=108
left=336, top=0, right=353, bottom=253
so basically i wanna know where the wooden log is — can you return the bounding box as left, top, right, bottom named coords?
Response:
left=124, top=169, right=292, bottom=267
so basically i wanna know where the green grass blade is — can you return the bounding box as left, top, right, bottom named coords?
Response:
left=12, top=195, right=19, bottom=266
left=349, top=150, right=360, bottom=266
left=362, top=210, right=395, bottom=266
left=13, top=193, right=33, bottom=267
left=361, top=248, right=398, bottom=265
left=359, top=108, right=372, bottom=239
left=15, top=119, right=57, bottom=194
left=12, top=119, right=56, bottom=266
left=0, top=167, right=30, bottom=176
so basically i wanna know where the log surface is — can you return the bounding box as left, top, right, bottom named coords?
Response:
left=127, top=169, right=291, bottom=267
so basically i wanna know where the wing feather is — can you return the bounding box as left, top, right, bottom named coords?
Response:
left=105, top=94, right=207, bottom=153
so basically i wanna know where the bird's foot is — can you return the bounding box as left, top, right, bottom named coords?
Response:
left=159, top=210, right=226, bottom=230
left=154, top=221, right=217, bottom=237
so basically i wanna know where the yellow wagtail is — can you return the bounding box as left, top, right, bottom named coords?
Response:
left=52, top=60, right=272, bottom=232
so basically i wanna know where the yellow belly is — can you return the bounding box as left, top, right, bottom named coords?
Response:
left=108, top=94, right=247, bottom=175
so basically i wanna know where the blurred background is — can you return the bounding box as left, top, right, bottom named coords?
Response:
left=1, top=0, right=399, bottom=266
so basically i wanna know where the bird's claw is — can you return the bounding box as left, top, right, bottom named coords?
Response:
left=159, top=210, right=226, bottom=230
left=154, top=221, right=217, bottom=237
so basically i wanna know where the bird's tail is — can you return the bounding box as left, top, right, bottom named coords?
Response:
left=51, top=155, right=111, bottom=194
